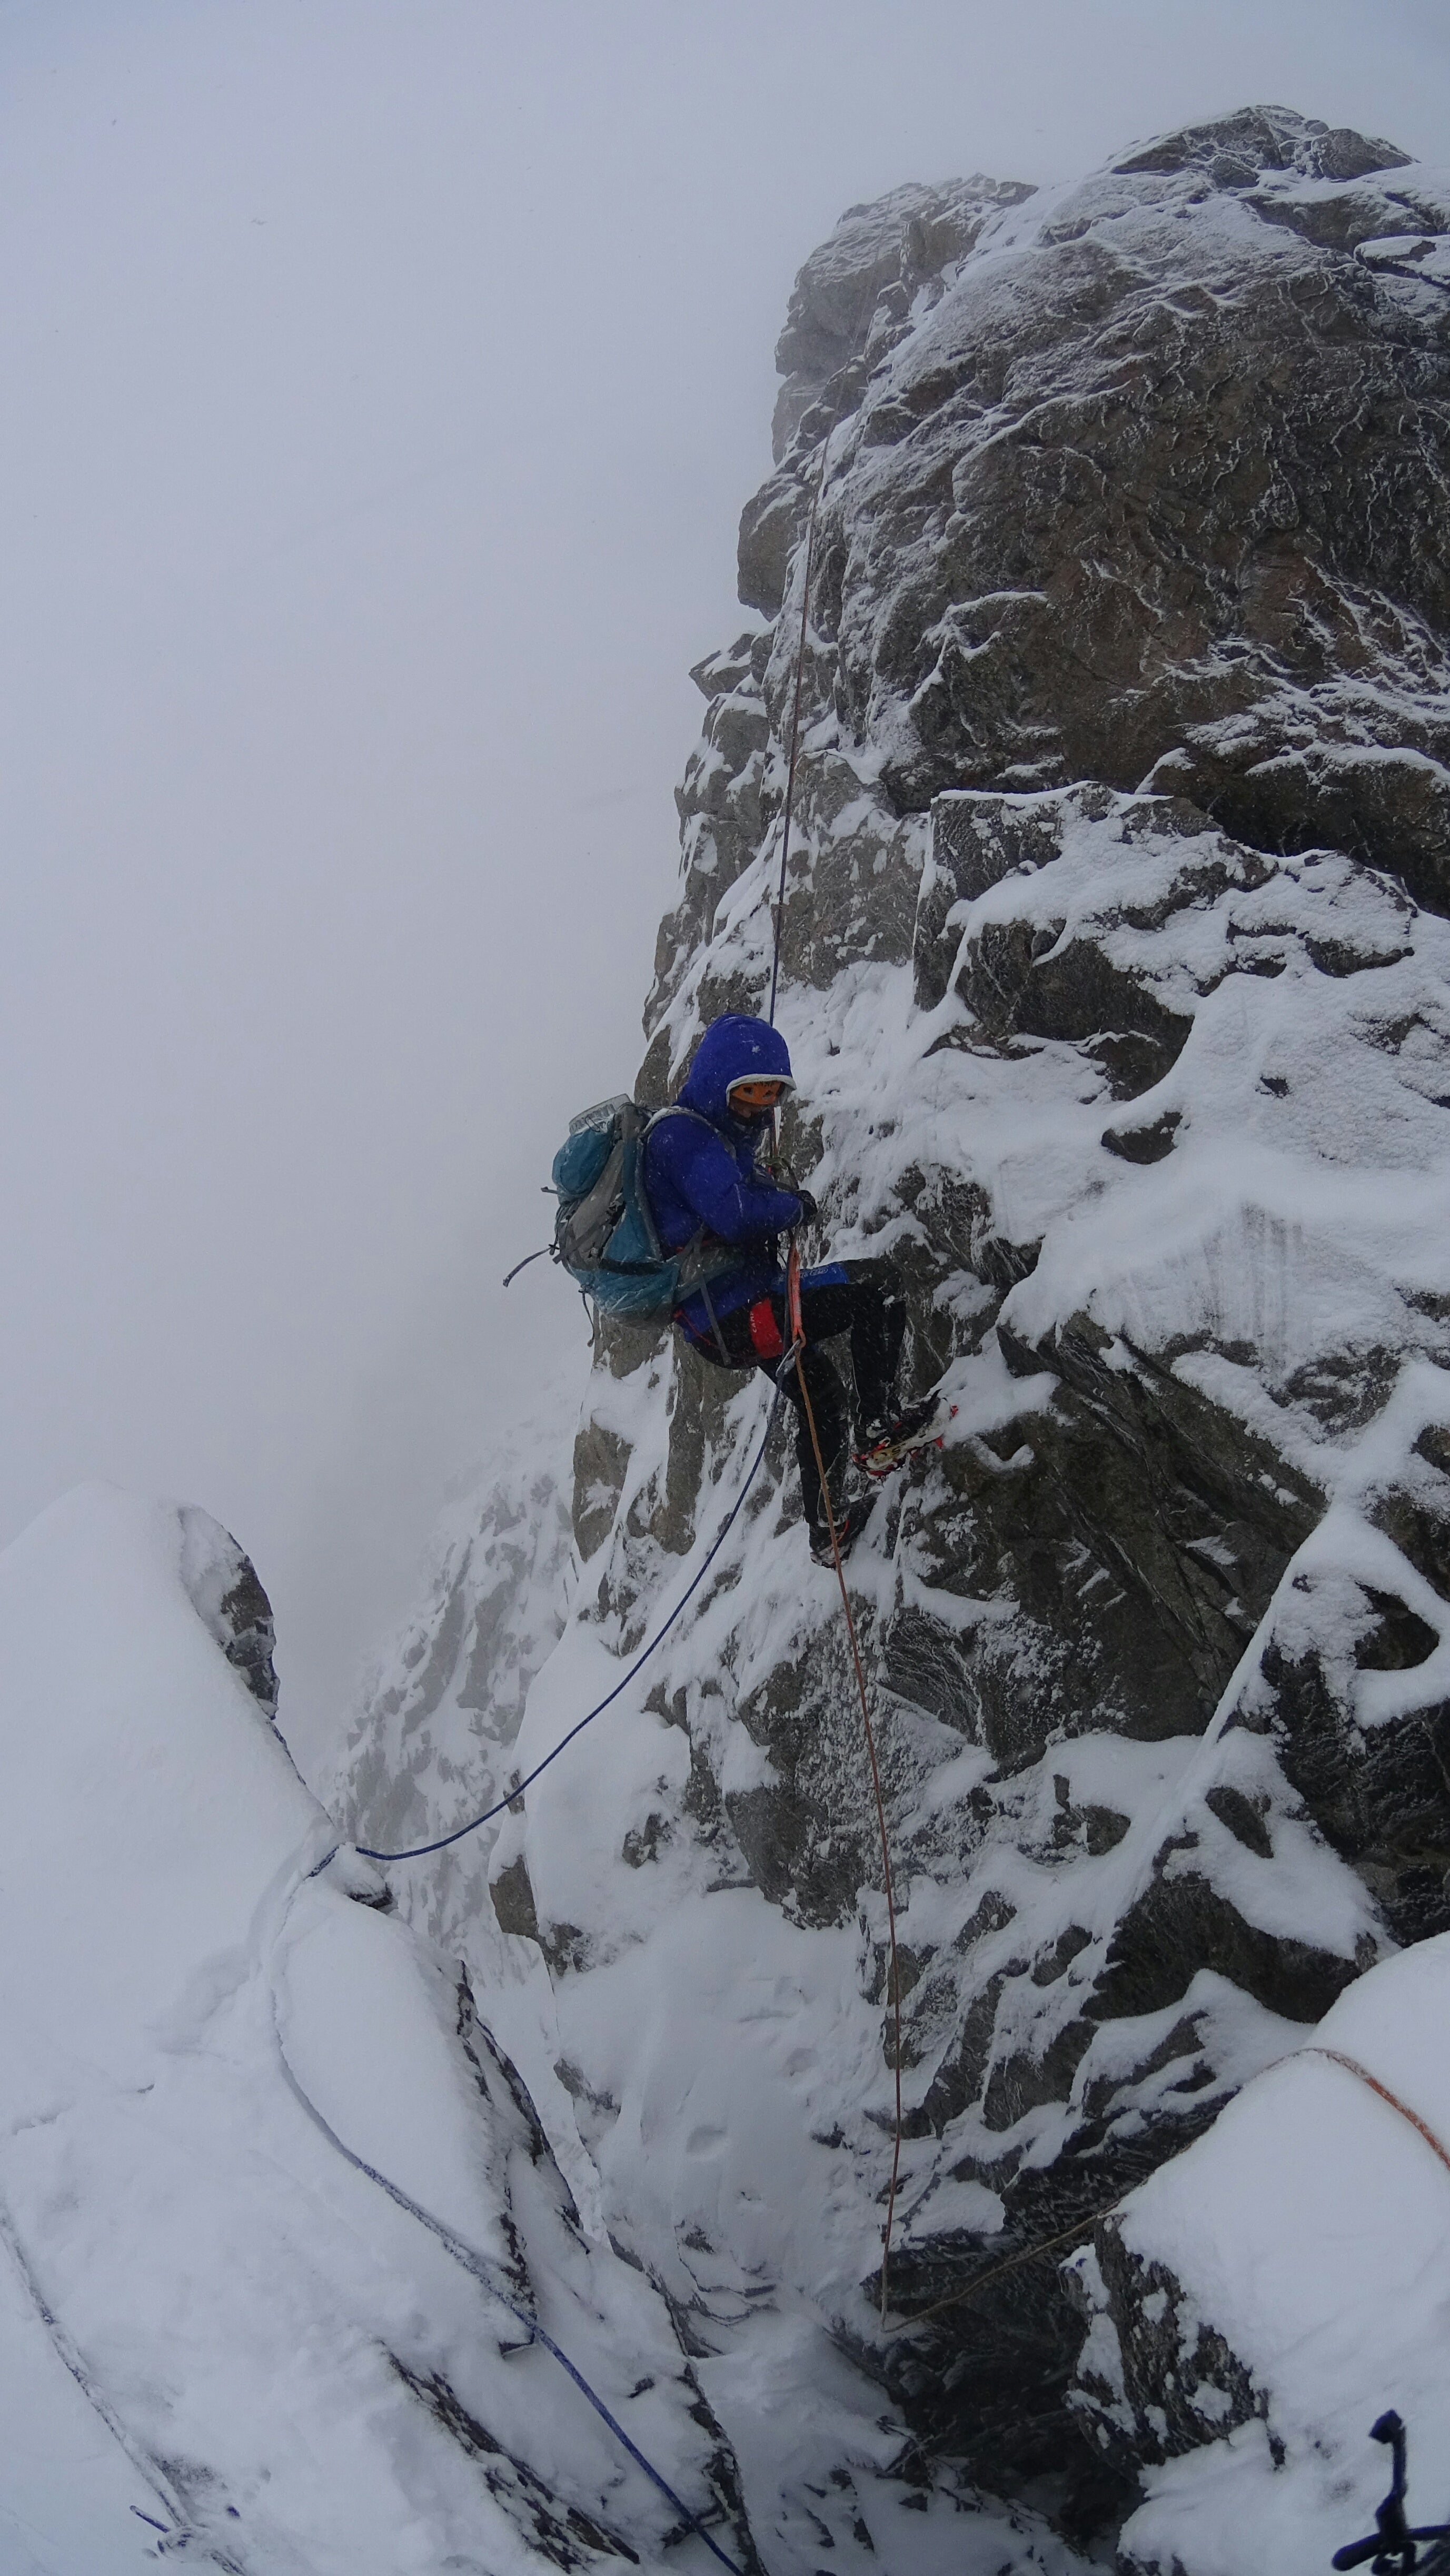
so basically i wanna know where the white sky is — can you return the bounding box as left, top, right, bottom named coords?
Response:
left=2, top=0, right=1448, bottom=1771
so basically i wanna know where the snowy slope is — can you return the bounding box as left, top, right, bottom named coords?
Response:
left=339, top=104, right=1450, bottom=2558
left=0, top=1484, right=753, bottom=2575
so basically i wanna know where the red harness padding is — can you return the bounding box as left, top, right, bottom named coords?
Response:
left=746, top=1295, right=785, bottom=1360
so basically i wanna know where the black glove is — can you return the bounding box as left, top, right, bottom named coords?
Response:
left=792, top=1188, right=819, bottom=1227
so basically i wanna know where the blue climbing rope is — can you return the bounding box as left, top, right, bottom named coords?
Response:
left=271, top=1983, right=751, bottom=2576
left=356, top=1393, right=780, bottom=1864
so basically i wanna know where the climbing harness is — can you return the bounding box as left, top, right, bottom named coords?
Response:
left=780, top=1242, right=905, bottom=2324
left=270, top=1866, right=749, bottom=2576
left=356, top=1393, right=780, bottom=1864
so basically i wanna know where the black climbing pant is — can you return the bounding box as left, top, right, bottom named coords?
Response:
left=681, top=1257, right=907, bottom=1536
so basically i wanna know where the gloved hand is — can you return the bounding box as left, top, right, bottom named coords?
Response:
left=792, top=1188, right=819, bottom=1227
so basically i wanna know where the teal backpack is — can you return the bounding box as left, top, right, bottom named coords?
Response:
left=551, top=1096, right=735, bottom=1320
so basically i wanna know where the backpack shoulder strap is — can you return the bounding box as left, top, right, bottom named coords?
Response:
left=640, top=1106, right=737, bottom=1272
left=643, top=1104, right=720, bottom=1152
left=643, top=1103, right=708, bottom=1131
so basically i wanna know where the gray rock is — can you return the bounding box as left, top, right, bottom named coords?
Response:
left=177, top=1504, right=279, bottom=1718
left=780, top=108, right=1450, bottom=914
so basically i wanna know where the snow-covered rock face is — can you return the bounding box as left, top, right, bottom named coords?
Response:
left=328, top=1384, right=581, bottom=1960
left=342, top=106, right=1450, bottom=2557
left=727, top=103, right=1450, bottom=922
left=0, top=1484, right=754, bottom=2575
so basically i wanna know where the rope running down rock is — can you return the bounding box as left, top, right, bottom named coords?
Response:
left=784, top=1247, right=905, bottom=2327
left=762, top=237, right=908, bottom=2326
left=1300, top=2046, right=1450, bottom=2178
left=271, top=1867, right=751, bottom=2576
left=881, top=2202, right=1123, bottom=2340
left=879, top=2045, right=1450, bottom=2337
left=355, top=1397, right=779, bottom=1863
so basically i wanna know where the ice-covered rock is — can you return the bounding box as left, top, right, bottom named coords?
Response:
left=342, top=104, right=1450, bottom=2556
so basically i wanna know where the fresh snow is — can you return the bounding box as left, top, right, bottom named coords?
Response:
left=0, top=1483, right=756, bottom=2573
left=1100, top=1935, right=1450, bottom=2572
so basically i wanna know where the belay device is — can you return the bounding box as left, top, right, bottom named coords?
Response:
left=549, top=1095, right=735, bottom=1321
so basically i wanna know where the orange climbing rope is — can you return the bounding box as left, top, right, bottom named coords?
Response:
left=881, top=2202, right=1123, bottom=2339
left=879, top=2044, right=1450, bottom=2337
left=783, top=1244, right=906, bottom=2323
left=1300, top=2047, right=1450, bottom=2178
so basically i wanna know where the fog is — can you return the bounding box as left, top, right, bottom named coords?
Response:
left=2, top=0, right=1447, bottom=1770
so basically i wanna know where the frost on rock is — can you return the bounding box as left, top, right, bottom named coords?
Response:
left=346, top=105, right=1450, bottom=2561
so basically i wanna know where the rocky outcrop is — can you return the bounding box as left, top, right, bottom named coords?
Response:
left=730, top=102, right=1450, bottom=913
left=177, top=1502, right=280, bottom=1718
left=344, top=106, right=1450, bottom=2563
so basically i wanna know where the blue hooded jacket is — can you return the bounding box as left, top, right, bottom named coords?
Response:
left=643, top=1014, right=805, bottom=1332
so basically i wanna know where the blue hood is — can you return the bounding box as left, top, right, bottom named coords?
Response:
left=677, top=1014, right=793, bottom=1125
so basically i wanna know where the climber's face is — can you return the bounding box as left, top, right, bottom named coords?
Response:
left=727, top=1075, right=791, bottom=1121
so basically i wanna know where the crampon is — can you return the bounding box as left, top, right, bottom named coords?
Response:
left=856, top=1395, right=957, bottom=1480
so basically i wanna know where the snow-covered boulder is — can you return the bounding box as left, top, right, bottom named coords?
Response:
left=1070, top=1933, right=1450, bottom=2571
left=0, top=1484, right=751, bottom=2574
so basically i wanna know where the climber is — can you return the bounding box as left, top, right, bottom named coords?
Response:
left=643, top=1012, right=934, bottom=1564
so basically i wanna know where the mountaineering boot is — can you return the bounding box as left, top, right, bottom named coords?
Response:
left=858, top=1394, right=952, bottom=1480
left=809, top=1493, right=877, bottom=1567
